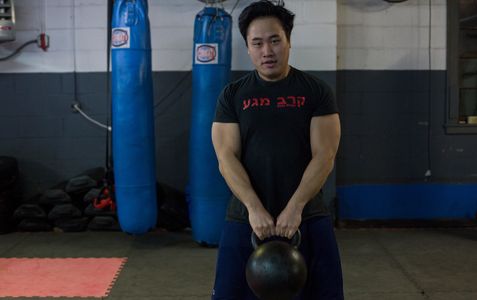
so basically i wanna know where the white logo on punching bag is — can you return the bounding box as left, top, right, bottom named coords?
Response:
left=112, top=28, right=130, bottom=48
left=195, top=43, right=218, bottom=64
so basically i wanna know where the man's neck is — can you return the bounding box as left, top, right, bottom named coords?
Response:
left=257, top=65, right=291, bottom=82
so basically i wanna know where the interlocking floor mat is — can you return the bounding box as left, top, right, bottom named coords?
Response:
left=0, top=257, right=127, bottom=297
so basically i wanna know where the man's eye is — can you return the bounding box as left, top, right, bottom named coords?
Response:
left=252, top=42, right=262, bottom=47
left=271, top=39, right=280, bottom=44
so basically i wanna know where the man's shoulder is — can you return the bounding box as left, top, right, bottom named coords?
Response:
left=222, top=71, right=256, bottom=98
left=291, top=67, right=329, bottom=87
left=228, top=71, right=255, bottom=89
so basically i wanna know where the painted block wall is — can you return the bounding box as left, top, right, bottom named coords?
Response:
left=0, top=0, right=337, bottom=72
left=338, top=0, right=446, bottom=70
left=9, top=1, right=451, bottom=73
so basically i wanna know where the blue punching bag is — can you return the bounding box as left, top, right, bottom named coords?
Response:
left=111, top=0, right=157, bottom=234
left=188, top=7, right=232, bottom=246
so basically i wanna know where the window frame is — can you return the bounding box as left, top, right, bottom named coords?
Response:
left=445, top=0, right=477, bottom=134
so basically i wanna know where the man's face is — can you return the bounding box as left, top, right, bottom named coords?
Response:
left=246, top=16, right=291, bottom=82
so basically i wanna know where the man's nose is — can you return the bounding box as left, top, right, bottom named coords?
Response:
left=262, top=42, right=273, bottom=56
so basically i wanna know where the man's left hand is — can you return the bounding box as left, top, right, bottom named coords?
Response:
left=275, top=204, right=303, bottom=239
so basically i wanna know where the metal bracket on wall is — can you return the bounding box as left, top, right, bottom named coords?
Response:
left=70, top=101, right=81, bottom=113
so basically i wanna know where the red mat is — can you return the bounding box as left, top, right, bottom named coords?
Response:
left=0, top=258, right=127, bottom=297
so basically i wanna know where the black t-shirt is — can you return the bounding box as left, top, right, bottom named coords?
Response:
left=214, top=66, right=339, bottom=223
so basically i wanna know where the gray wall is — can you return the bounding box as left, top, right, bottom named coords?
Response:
left=1, top=73, right=109, bottom=197
left=337, top=70, right=477, bottom=185
left=1, top=70, right=476, bottom=200
left=0, top=72, right=195, bottom=198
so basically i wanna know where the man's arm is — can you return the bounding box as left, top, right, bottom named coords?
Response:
left=275, top=113, right=341, bottom=238
left=211, top=122, right=276, bottom=239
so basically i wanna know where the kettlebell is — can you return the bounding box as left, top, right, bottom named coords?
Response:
left=245, top=230, right=307, bottom=300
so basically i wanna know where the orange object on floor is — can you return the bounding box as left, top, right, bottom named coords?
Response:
left=0, top=257, right=127, bottom=297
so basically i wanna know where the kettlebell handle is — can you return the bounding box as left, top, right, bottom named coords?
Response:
left=251, top=229, right=301, bottom=249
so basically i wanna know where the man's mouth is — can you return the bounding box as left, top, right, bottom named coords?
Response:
left=262, top=60, right=277, bottom=68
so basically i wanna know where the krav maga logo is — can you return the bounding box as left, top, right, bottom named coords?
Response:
left=111, top=28, right=130, bottom=48
left=195, top=44, right=218, bottom=64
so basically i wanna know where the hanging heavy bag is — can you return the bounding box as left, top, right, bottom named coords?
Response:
left=111, top=0, right=158, bottom=234
left=245, top=230, right=307, bottom=300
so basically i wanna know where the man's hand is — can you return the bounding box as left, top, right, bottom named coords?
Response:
left=275, top=203, right=303, bottom=239
left=248, top=204, right=276, bottom=240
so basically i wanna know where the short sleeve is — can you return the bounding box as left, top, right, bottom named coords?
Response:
left=214, top=84, right=239, bottom=123
left=313, top=80, right=339, bottom=117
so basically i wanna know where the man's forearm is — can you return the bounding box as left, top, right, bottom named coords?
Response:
left=287, top=114, right=340, bottom=210
left=288, top=155, right=335, bottom=209
left=217, top=152, right=263, bottom=211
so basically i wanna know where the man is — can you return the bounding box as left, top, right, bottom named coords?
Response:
left=211, top=1, right=343, bottom=299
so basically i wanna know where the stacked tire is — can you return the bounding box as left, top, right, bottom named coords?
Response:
left=12, top=172, right=120, bottom=232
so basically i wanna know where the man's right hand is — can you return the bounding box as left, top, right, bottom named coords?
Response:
left=248, top=205, right=275, bottom=240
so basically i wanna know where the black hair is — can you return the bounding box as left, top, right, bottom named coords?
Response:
left=238, top=0, right=295, bottom=45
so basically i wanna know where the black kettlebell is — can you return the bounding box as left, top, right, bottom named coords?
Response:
left=245, top=230, right=307, bottom=300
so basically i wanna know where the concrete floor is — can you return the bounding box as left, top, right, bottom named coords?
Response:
left=0, top=227, right=476, bottom=300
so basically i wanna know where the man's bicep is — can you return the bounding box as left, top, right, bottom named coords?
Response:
left=310, top=114, right=341, bottom=158
left=211, top=122, right=241, bottom=158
